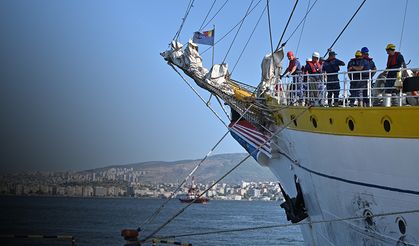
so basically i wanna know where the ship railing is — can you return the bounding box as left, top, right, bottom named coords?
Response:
left=274, top=67, right=419, bottom=107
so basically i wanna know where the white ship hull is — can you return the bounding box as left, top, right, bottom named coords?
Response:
left=162, top=38, right=419, bottom=245
left=266, top=128, right=419, bottom=245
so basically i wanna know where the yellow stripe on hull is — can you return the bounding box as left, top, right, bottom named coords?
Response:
left=273, top=106, right=419, bottom=138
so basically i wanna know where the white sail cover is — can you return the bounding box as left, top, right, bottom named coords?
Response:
left=259, top=48, right=284, bottom=96
left=168, top=40, right=185, bottom=67
left=205, top=64, right=234, bottom=95
left=184, top=39, right=208, bottom=79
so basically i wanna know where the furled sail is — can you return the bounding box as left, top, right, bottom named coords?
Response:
left=259, top=48, right=284, bottom=97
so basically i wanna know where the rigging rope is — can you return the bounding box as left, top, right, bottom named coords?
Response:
left=283, top=0, right=318, bottom=46
left=266, top=0, right=275, bottom=66
left=295, top=0, right=310, bottom=57
left=139, top=132, right=229, bottom=229
left=323, top=0, right=367, bottom=57
left=222, top=0, right=255, bottom=64
left=399, top=0, right=408, bottom=51
left=173, top=0, right=195, bottom=41
left=140, top=106, right=312, bottom=243
left=214, top=95, right=231, bottom=120
left=231, top=4, right=267, bottom=75
left=201, top=0, right=263, bottom=55
left=201, top=0, right=229, bottom=31
left=156, top=208, right=419, bottom=240
left=199, top=0, right=217, bottom=31
left=139, top=102, right=254, bottom=229
left=140, top=63, right=262, bottom=232
left=169, top=64, right=228, bottom=127
left=276, top=0, right=300, bottom=51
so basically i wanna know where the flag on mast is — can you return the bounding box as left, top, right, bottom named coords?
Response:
left=192, top=29, right=215, bottom=46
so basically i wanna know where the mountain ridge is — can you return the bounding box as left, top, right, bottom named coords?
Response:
left=81, top=153, right=276, bottom=184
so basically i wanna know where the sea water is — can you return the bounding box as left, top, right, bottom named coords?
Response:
left=0, top=196, right=304, bottom=245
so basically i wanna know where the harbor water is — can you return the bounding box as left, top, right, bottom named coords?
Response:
left=0, top=196, right=304, bottom=245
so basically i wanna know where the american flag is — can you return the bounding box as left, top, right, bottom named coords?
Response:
left=229, top=120, right=272, bottom=159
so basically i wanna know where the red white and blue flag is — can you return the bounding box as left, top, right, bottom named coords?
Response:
left=192, top=29, right=215, bottom=46
left=229, top=120, right=272, bottom=160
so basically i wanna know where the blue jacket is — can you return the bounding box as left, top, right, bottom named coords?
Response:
left=348, top=58, right=369, bottom=80
left=322, top=58, right=345, bottom=74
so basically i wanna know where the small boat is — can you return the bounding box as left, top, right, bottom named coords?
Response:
left=179, top=177, right=209, bottom=204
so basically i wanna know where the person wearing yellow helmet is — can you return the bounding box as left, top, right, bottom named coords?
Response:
left=385, top=43, right=405, bottom=93
left=347, top=50, right=369, bottom=106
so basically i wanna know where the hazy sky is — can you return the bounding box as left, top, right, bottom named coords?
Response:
left=1, top=0, right=418, bottom=171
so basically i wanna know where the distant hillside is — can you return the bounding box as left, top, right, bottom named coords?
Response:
left=84, top=153, right=276, bottom=184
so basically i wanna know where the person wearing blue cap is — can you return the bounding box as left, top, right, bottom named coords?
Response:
left=322, top=51, right=345, bottom=106
left=361, top=47, right=376, bottom=76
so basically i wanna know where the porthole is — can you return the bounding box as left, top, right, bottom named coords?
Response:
left=291, top=115, right=297, bottom=127
left=329, top=118, right=333, bottom=125
left=347, top=118, right=355, bottom=131
left=381, top=117, right=392, bottom=133
left=383, top=120, right=391, bottom=132
left=396, top=217, right=407, bottom=235
left=311, top=116, right=318, bottom=128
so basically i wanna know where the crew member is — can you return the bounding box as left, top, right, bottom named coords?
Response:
left=348, top=50, right=369, bottom=106
left=361, top=47, right=377, bottom=75
left=385, top=43, right=405, bottom=93
left=322, top=51, right=345, bottom=106
left=283, top=51, right=303, bottom=104
left=304, top=52, right=322, bottom=105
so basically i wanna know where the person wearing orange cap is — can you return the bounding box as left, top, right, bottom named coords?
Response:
left=282, top=51, right=303, bottom=104
left=348, top=50, right=369, bottom=106
left=385, top=43, right=405, bottom=93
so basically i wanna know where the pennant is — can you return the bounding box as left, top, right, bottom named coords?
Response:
left=192, top=29, right=215, bottom=46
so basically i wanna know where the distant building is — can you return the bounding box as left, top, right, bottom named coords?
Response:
left=83, top=186, right=93, bottom=197
left=251, top=189, right=261, bottom=198
left=94, top=186, right=107, bottom=197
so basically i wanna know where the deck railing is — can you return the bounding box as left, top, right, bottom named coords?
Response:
left=272, top=67, right=419, bottom=107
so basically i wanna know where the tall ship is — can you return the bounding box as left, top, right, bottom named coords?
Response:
left=160, top=1, right=419, bottom=245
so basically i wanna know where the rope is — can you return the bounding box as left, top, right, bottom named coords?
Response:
left=169, top=64, right=228, bottom=127
left=140, top=102, right=247, bottom=228
left=283, top=0, right=318, bottom=46
left=399, top=0, right=408, bottom=51
left=222, top=0, right=255, bottom=64
left=141, top=64, right=258, bottom=232
left=140, top=106, right=311, bottom=243
left=201, top=0, right=229, bottom=31
left=201, top=0, right=263, bottom=55
left=173, top=0, right=195, bottom=41
left=323, top=0, right=367, bottom=57
left=275, top=0, right=300, bottom=51
left=266, top=0, right=275, bottom=66
left=295, top=0, right=310, bottom=57
left=152, top=238, right=192, bottom=246
left=139, top=132, right=229, bottom=229
left=214, top=95, right=231, bottom=120
left=198, top=0, right=217, bottom=31
left=231, top=4, right=267, bottom=75
left=157, top=208, right=419, bottom=240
